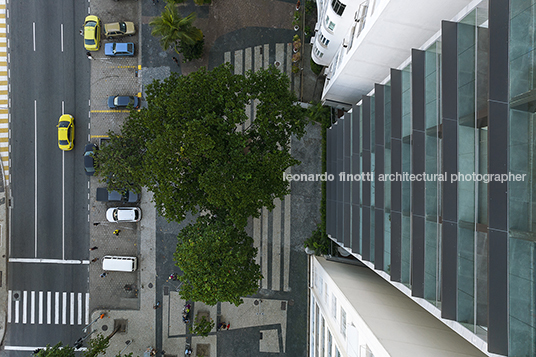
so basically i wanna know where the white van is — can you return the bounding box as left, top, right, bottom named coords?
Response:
left=102, top=255, right=137, bottom=272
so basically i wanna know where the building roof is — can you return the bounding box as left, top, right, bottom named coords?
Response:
left=316, top=256, right=488, bottom=357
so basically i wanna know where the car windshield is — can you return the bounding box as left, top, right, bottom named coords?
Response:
left=85, top=39, right=95, bottom=45
left=58, top=121, right=69, bottom=128
left=113, top=210, right=118, bottom=220
left=119, top=22, right=126, bottom=32
left=59, top=140, right=68, bottom=145
left=86, top=21, right=97, bottom=28
left=113, top=97, right=122, bottom=106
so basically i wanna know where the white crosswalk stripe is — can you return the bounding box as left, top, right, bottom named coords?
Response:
left=7, top=290, right=89, bottom=325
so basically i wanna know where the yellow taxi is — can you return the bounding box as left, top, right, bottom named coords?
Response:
left=57, top=114, right=74, bottom=151
left=84, top=15, right=101, bottom=51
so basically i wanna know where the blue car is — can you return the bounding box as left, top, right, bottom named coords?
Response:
left=108, top=95, right=140, bottom=109
left=104, top=42, right=135, bottom=56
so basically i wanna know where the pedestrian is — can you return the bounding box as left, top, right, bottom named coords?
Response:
left=79, top=29, right=84, bottom=36
left=86, top=51, right=93, bottom=60
left=113, top=229, right=120, bottom=236
left=226, top=323, right=230, bottom=330
left=153, top=301, right=161, bottom=309
left=217, top=322, right=226, bottom=330
left=100, top=272, right=107, bottom=278
left=89, top=246, right=98, bottom=251
left=93, top=222, right=100, bottom=226
left=91, top=257, right=99, bottom=263
left=172, top=57, right=179, bottom=66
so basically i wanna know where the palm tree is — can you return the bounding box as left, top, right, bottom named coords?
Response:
left=150, top=5, right=203, bottom=54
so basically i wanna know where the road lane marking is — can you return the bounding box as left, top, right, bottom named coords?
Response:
left=62, top=292, right=66, bottom=325
left=78, top=293, right=82, bottom=325
left=30, top=291, right=35, bottom=324
left=39, top=291, right=43, bottom=324
left=14, top=299, right=18, bottom=323
left=70, top=292, right=74, bottom=325
left=85, top=293, right=89, bottom=324
left=60, top=24, right=63, bottom=52
left=34, top=100, right=37, bottom=257
left=47, top=291, right=51, bottom=324
left=9, top=258, right=89, bottom=264
left=32, top=22, right=35, bottom=51
left=7, top=290, right=11, bottom=323
left=22, top=291, right=26, bottom=324
left=54, top=292, right=59, bottom=324
left=3, top=346, right=88, bottom=352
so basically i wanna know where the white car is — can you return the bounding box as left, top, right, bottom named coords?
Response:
left=106, top=207, right=142, bottom=223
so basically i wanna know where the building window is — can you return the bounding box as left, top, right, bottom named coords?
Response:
left=328, top=330, right=333, bottom=357
left=335, top=347, right=341, bottom=357
left=319, top=276, right=323, bottom=297
left=324, top=282, right=329, bottom=303
left=321, top=317, right=326, bottom=357
left=340, top=308, right=346, bottom=338
left=332, top=295, right=337, bottom=320
left=325, top=15, right=336, bottom=31
left=319, top=33, right=330, bottom=46
left=331, top=0, right=346, bottom=16
left=315, top=305, right=320, bottom=357
left=314, top=46, right=324, bottom=59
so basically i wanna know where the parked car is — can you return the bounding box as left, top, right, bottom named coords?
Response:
left=84, top=143, right=98, bottom=176
left=104, top=21, right=136, bottom=37
left=105, top=42, right=135, bottom=57
left=84, top=15, right=101, bottom=51
left=57, top=114, right=74, bottom=151
left=106, top=207, right=142, bottom=223
left=96, top=187, right=140, bottom=203
left=107, top=95, right=140, bottom=109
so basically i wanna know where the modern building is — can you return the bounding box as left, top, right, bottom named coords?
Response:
left=318, top=0, right=536, bottom=356
left=312, top=0, right=477, bottom=108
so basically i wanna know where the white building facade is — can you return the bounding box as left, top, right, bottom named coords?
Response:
left=312, top=0, right=477, bottom=108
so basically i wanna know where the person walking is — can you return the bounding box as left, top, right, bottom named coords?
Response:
left=113, top=229, right=121, bottom=236
left=91, top=257, right=99, bottom=263
left=100, top=273, right=107, bottom=278
left=86, top=51, right=94, bottom=60
left=93, top=222, right=100, bottom=226
left=172, top=57, right=179, bottom=66
left=89, top=246, right=98, bottom=251
left=153, top=301, right=161, bottom=309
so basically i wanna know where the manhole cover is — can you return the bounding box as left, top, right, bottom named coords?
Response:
left=288, top=299, right=294, bottom=306
left=148, top=283, right=153, bottom=288
left=102, top=325, right=108, bottom=331
left=13, top=292, right=20, bottom=301
left=254, top=300, right=259, bottom=306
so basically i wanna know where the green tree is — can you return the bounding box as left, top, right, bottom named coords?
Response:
left=96, top=63, right=308, bottom=228
left=84, top=334, right=110, bottom=357
left=150, top=5, right=203, bottom=54
left=174, top=215, right=262, bottom=306
left=178, top=36, right=204, bottom=62
left=35, top=343, right=75, bottom=357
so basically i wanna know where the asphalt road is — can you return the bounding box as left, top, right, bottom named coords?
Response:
left=4, top=0, right=92, bottom=352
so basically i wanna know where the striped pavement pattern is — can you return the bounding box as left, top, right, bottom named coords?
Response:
left=224, top=43, right=295, bottom=292
left=0, top=0, right=8, bottom=184
left=7, top=290, right=90, bottom=325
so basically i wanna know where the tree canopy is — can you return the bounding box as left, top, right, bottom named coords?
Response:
left=150, top=5, right=203, bottom=53
left=174, top=215, right=262, bottom=306
left=96, top=63, right=308, bottom=228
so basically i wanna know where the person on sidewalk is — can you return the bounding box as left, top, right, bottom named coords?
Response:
left=91, top=257, right=99, bottom=263
left=113, top=229, right=121, bottom=236
left=86, top=51, right=94, bottom=60
left=89, top=246, right=98, bottom=251
left=172, top=57, right=179, bottom=66
left=153, top=301, right=161, bottom=309
left=93, top=222, right=100, bottom=226
left=100, top=273, right=107, bottom=278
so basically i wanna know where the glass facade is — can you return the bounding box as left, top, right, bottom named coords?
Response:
left=509, top=1, right=536, bottom=355
left=325, top=0, right=536, bottom=355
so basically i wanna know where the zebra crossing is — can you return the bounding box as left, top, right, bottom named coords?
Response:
left=225, top=43, right=294, bottom=292
left=0, top=0, right=9, bottom=184
left=7, top=290, right=90, bottom=325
